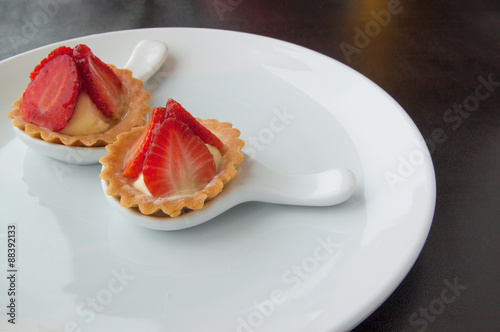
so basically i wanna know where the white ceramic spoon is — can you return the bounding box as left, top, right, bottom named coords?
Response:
left=101, top=152, right=357, bottom=231
left=13, top=39, right=169, bottom=165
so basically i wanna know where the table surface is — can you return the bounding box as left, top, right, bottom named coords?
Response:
left=1, top=1, right=498, bottom=331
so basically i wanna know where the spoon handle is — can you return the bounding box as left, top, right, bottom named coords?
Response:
left=236, top=156, right=357, bottom=206
left=123, top=40, right=169, bottom=82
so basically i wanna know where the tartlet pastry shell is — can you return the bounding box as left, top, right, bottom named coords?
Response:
left=100, top=119, right=245, bottom=217
left=8, top=65, right=151, bottom=147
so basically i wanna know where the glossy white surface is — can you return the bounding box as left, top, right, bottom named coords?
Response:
left=13, top=126, right=106, bottom=166
left=124, top=39, right=169, bottom=85
left=11, top=39, right=168, bottom=165
left=102, top=153, right=357, bottom=231
left=0, top=28, right=435, bottom=332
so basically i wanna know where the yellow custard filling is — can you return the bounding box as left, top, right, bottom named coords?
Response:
left=60, top=92, right=112, bottom=135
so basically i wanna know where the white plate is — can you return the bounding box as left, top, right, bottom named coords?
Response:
left=0, top=28, right=435, bottom=332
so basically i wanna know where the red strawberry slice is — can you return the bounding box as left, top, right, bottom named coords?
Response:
left=122, top=106, right=167, bottom=179
left=29, top=46, right=73, bottom=81
left=73, top=44, right=123, bottom=119
left=20, top=54, right=81, bottom=131
left=165, top=98, right=224, bottom=150
left=142, top=118, right=216, bottom=197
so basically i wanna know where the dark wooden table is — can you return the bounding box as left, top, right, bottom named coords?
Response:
left=1, top=1, right=498, bottom=331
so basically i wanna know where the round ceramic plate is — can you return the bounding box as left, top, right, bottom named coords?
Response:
left=0, top=28, right=435, bottom=332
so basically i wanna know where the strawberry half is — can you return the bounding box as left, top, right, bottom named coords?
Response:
left=142, top=118, right=216, bottom=197
left=165, top=98, right=224, bottom=150
left=122, top=106, right=167, bottom=179
left=29, top=46, right=73, bottom=81
left=20, top=54, right=81, bottom=131
left=73, top=44, right=123, bottom=120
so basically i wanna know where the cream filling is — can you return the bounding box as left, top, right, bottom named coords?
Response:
left=133, top=144, right=223, bottom=197
left=205, top=144, right=223, bottom=170
left=60, top=92, right=111, bottom=135
left=133, top=173, right=152, bottom=196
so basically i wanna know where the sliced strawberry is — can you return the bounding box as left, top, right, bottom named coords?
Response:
left=122, top=106, right=167, bottom=179
left=165, top=98, right=224, bottom=150
left=20, top=54, right=81, bottom=131
left=29, top=46, right=73, bottom=81
left=73, top=44, right=123, bottom=119
left=142, top=118, right=216, bottom=197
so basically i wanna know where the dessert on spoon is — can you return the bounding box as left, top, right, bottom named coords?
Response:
left=100, top=99, right=356, bottom=231
left=100, top=98, right=245, bottom=217
left=8, top=40, right=168, bottom=165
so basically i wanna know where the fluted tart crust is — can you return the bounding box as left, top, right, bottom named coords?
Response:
left=100, top=119, right=245, bottom=217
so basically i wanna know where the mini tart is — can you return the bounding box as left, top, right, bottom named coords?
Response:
left=100, top=119, right=245, bottom=217
left=8, top=65, right=151, bottom=147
